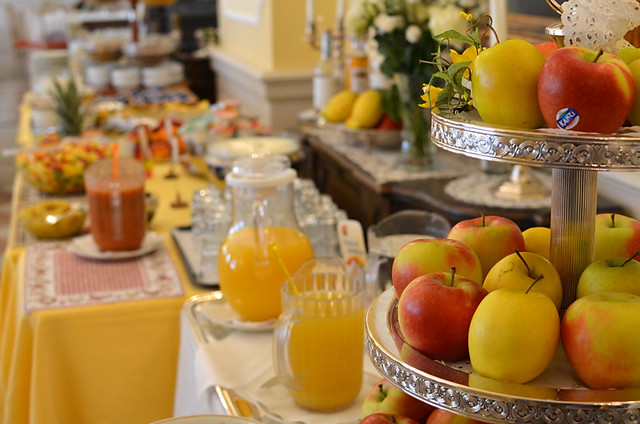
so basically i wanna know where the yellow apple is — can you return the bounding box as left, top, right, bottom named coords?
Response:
left=468, top=288, right=560, bottom=384
left=618, top=47, right=640, bottom=65
left=576, top=253, right=640, bottom=298
left=483, top=251, right=563, bottom=310
left=627, top=59, right=640, bottom=125
left=522, top=226, right=551, bottom=261
left=472, top=39, right=545, bottom=129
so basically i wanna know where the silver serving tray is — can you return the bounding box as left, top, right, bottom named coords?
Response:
left=431, top=110, right=640, bottom=171
left=366, top=288, right=640, bottom=424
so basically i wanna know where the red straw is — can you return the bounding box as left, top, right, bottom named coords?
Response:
left=112, top=143, right=119, bottom=179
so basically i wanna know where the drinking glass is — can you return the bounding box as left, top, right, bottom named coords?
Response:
left=366, top=210, right=451, bottom=294
left=273, top=257, right=365, bottom=412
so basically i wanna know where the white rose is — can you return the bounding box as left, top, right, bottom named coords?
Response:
left=458, top=0, right=478, bottom=9
left=405, top=25, right=423, bottom=43
left=413, top=5, right=431, bottom=24
left=374, top=14, right=404, bottom=33
left=428, top=4, right=467, bottom=44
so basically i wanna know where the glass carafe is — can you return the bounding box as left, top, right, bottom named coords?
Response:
left=218, top=155, right=314, bottom=322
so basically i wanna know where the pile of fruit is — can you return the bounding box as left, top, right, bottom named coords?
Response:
left=128, top=119, right=187, bottom=161
left=323, top=89, right=402, bottom=131
left=16, top=138, right=113, bottom=194
left=359, top=212, right=640, bottom=423
left=20, top=199, right=86, bottom=239
left=426, top=30, right=640, bottom=134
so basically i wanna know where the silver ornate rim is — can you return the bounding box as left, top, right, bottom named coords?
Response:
left=365, top=288, right=640, bottom=424
left=430, top=111, right=640, bottom=171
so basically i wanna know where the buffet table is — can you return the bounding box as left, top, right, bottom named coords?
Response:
left=0, top=163, right=213, bottom=424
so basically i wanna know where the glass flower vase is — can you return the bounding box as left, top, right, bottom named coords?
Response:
left=393, top=73, right=434, bottom=171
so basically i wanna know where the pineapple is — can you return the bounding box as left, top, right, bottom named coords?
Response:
left=49, top=78, right=84, bottom=137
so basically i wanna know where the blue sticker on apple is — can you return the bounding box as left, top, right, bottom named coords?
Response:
left=556, top=108, right=580, bottom=130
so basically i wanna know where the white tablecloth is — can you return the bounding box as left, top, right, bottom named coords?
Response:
left=173, top=296, right=381, bottom=423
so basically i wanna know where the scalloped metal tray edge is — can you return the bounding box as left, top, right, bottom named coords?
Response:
left=430, top=111, right=640, bottom=171
left=365, top=288, right=640, bottom=424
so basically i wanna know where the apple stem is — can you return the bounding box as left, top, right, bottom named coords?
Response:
left=481, top=211, right=486, bottom=227
left=526, top=275, right=544, bottom=294
left=593, top=49, right=604, bottom=63
left=622, top=251, right=640, bottom=267
left=610, top=213, right=616, bottom=228
left=514, top=249, right=532, bottom=277
left=449, top=267, right=456, bottom=286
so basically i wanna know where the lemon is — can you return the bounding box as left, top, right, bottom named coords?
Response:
left=345, top=89, right=384, bottom=129
left=323, top=90, right=358, bottom=123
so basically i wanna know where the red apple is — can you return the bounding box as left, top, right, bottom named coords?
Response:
left=362, top=378, right=434, bottom=423
left=447, top=215, right=525, bottom=280
left=392, top=238, right=483, bottom=297
left=538, top=46, right=634, bottom=133
left=360, top=413, right=420, bottom=424
left=426, top=408, right=489, bottom=424
left=562, top=292, right=640, bottom=389
left=594, top=213, right=640, bottom=262
left=397, top=269, right=488, bottom=361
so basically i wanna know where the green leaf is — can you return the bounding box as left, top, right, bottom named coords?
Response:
left=433, top=29, right=474, bottom=45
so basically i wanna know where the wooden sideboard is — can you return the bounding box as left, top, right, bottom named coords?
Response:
left=298, top=133, right=624, bottom=232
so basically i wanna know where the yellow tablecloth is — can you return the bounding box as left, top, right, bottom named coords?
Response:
left=0, top=162, right=219, bottom=424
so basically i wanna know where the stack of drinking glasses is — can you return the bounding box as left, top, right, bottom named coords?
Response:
left=293, top=178, right=347, bottom=258
left=190, top=178, right=347, bottom=284
left=191, top=185, right=232, bottom=282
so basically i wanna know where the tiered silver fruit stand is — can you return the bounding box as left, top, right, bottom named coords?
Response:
left=365, top=110, right=640, bottom=424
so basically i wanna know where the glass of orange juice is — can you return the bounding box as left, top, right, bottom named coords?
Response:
left=273, top=257, right=366, bottom=412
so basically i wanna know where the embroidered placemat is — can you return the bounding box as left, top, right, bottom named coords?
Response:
left=24, top=240, right=184, bottom=313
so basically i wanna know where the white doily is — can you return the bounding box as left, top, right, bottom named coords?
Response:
left=445, top=171, right=552, bottom=210
left=561, top=0, right=640, bottom=53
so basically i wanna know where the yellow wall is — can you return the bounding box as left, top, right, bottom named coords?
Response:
left=217, top=0, right=341, bottom=71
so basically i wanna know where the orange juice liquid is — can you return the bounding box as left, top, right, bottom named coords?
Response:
left=218, top=226, right=314, bottom=322
left=288, top=291, right=365, bottom=411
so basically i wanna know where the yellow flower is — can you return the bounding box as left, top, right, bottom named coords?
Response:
left=419, top=84, right=443, bottom=109
left=459, top=12, right=473, bottom=22
left=450, top=45, right=478, bottom=64
left=450, top=45, right=478, bottom=79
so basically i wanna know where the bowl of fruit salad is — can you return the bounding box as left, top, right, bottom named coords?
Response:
left=16, top=137, right=114, bottom=195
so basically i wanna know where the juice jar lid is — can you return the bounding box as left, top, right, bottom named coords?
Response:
left=225, top=154, right=296, bottom=188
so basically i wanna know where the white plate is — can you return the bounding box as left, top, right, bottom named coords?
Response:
left=199, top=293, right=276, bottom=332
left=205, top=136, right=299, bottom=166
left=253, top=372, right=380, bottom=424
left=150, top=415, right=260, bottom=424
left=68, top=232, right=163, bottom=260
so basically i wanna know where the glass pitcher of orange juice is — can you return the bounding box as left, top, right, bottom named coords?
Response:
left=218, top=155, right=314, bottom=322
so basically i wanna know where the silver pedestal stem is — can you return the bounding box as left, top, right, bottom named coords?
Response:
left=550, top=168, right=597, bottom=309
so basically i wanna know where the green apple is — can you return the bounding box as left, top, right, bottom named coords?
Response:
left=577, top=252, right=640, bottom=298
left=522, top=226, right=550, bottom=261
left=618, top=47, right=640, bottom=64
left=562, top=292, right=640, bottom=389
left=483, top=250, right=563, bottom=310
left=594, top=213, right=640, bottom=262
left=468, top=287, right=560, bottom=384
